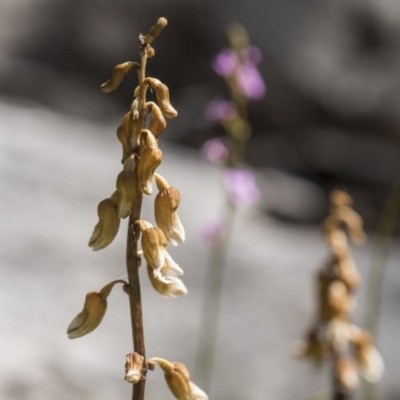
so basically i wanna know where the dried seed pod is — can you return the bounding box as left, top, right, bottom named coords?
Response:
left=334, top=356, right=359, bottom=391
left=114, top=155, right=137, bottom=219
left=100, top=62, right=139, bottom=93
left=154, top=173, right=185, bottom=246
left=88, top=198, right=120, bottom=251
left=146, top=102, right=167, bottom=138
left=137, top=130, right=162, bottom=195
left=148, top=358, right=208, bottom=400
left=144, top=17, right=168, bottom=45
left=147, top=264, right=187, bottom=298
left=125, top=352, right=145, bottom=384
left=136, top=220, right=183, bottom=283
left=145, top=78, right=178, bottom=118
left=67, top=292, right=107, bottom=339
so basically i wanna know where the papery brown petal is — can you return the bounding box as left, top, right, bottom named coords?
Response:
left=88, top=198, right=120, bottom=251
left=147, top=102, right=167, bottom=138
left=100, top=62, right=139, bottom=93
left=124, top=352, right=145, bottom=384
left=145, top=78, right=178, bottom=118
left=67, top=292, right=107, bottom=339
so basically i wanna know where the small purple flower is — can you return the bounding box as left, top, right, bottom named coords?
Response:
left=236, top=63, right=266, bottom=100
left=212, top=49, right=238, bottom=77
left=204, top=99, right=238, bottom=122
left=223, top=169, right=261, bottom=207
left=201, top=137, right=229, bottom=164
left=201, top=219, right=224, bottom=245
left=242, top=45, right=262, bottom=65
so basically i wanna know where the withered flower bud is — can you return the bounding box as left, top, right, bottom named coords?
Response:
left=100, top=62, right=139, bottom=93
left=145, top=78, right=178, bottom=118
left=350, top=327, right=384, bottom=383
left=114, top=155, right=137, bottom=219
left=88, top=198, right=120, bottom=251
left=147, top=45, right=156, bottom=58
left=147, top=264, right=187, bottom=298
left=146, top=102, right=167, bottom=138
left=144, top=17, right=168, bottom=45
left=116, top=112, right=131, bottom=164
left=124, top=352, right=145, bottom=384
left=334, top=356, right=359, bottom=391
left=137, top=130, right=162, bottom=195
left=154, top=173, right=185, bottom=246
left=128, top=111, right=142, bottom=151
left=148, top=358, right=208, bottom=400
left=330, top=190, right=353, bottom=207
left=136, top=220, right=183, bottom=283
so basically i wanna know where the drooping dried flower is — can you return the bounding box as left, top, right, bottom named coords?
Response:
left=136, top=220, right=183, bottom=283
left=154, top=173, right=185, bottom=246
left=145, top=78, right=178, bottom=118
left=137, top=130, right=162, bottom=195
left=147, top=102, right=167, bottom=138
left=100, top=62, right=139, bottom=93
left=88, top=198, right=120, bottom=251
left=148, top=358, right=208, bottom=400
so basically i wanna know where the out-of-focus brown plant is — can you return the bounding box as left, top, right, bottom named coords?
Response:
left=294, top=190, right=383, bottom=400
left=66, top=18, right=206, bottom=400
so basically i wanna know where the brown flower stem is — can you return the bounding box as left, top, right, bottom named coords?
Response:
left=125, top=39, right=148, bottom=400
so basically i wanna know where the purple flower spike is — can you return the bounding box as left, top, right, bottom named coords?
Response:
left=243, top=45, right=263, bottom=65
left=223, top=169, right=261, bottom=207
left=236, top=64, right=266, bottom=100
left=201, top=219, right=224, bottom=245
left=201, top=137, right=229, bottom=164
left=204, top=99, right=238, bottom=122
left=212, top=49, right=239, bottom=77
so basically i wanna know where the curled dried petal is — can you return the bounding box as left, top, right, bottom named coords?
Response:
left=100, top=62, right=139, bottom=93
left=145, top=77, right=178, bottom=118
left=147, top=102, right=167, bottom=138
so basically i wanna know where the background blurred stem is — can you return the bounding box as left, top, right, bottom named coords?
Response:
left=362, top=176, right=400, bottom=400
left=195, top=201, right=236, bottom=393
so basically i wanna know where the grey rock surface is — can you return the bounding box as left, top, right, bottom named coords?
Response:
left=0, top=100, right=399, bottom=399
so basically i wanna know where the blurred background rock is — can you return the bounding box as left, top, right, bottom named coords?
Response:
left=1, top=0, right=399, bottom=399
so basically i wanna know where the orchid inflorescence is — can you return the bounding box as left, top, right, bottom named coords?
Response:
left=66, top=18, right=207, bottom=400
left=294, top=190, right=384, bottom=397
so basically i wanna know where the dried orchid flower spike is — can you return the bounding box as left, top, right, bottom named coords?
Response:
left=146, top=264, right=188, bottom=298
left=148, top=358, right=208, bottom=400
left=88, top=198, right=120, bottom=251
left=136, top=220, right=183, bottom=284
left=100, top=62, right=140, bottom=93
left=154, top=173, right=185, bottom=246
left=137, top=130, right=162, bottom=195
left=146, top=102, right=167, bottom=138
